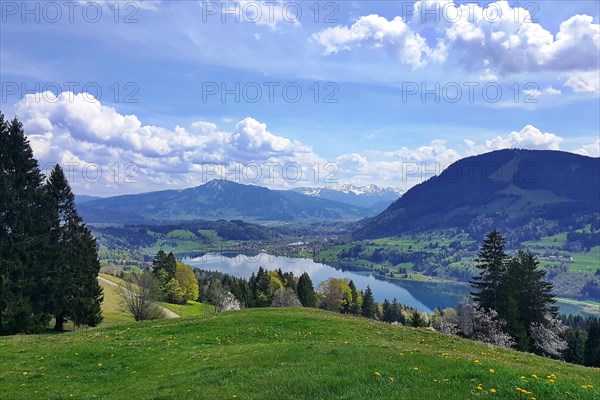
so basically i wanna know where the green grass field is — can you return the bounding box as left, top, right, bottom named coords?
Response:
left=571, top=246, right=600, bottom=272
left=159, top=301, right=215, bottom=318
left=97, top=279, right=135, bottom=327
left=1, top=308, right=598, bottom=400
left=166, top=229, right=197, bottom=240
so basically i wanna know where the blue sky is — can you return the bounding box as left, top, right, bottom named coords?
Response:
left=1, top=0, right=599, bottom=195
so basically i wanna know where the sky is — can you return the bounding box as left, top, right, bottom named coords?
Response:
left=1, top=0, right=599, bottom=196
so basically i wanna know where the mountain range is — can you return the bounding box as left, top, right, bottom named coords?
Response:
left=77, top=150, right=599, bottom=232
left=77, top=180, right=376, bottom=224
left=291, top=184, right=403, bottom=210
left=354, top=149, right=600, bottom=238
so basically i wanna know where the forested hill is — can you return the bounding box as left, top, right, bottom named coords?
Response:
left=354, top=149, right=600, bottom=239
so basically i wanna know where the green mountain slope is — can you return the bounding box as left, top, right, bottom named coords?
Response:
left=1, top=308, right=597, bottom=399
left=355, top=149, right=600, bottom=239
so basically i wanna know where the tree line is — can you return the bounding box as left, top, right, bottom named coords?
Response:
left=191, top=264, right=430, bottom=326
left=0, top=114, right=103, bottom=334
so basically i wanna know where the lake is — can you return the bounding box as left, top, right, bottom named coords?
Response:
left=181, top=252, right=596, bottom=316
left=182, top=252, right=469, bottom=313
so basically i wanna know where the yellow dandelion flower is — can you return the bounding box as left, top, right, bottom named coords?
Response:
left=490, top=388, right=496, bottom=393
left=489, top=369, right=495, bottom=373
left=98, top=363, right=103, bottom=367
left=22, top=372, right=28, bottom=376
left=374, top=371, right=381, bottom=377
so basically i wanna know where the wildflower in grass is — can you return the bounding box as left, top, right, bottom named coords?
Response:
left=389, top=377, right=394, bottom=382
left=520, top=376, right=526, bottom=379
left=98, top=363, right=103, bottom=367
left=531, top=374, right=538, bottom=379
left=581, top=385, right=593, bottom=389
left=474, top=359, right=481, bottom=364
left=413, top=367, right=419, bottom=371
left=490, top=388, right=496, bottom=393
left=22, top=372, right=28, bottom=376
left=373, top=371, right=381, bottom=377
left=489, top=369, right=495, bottom=373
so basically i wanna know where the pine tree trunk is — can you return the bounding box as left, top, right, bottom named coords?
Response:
left=54, top=314, right=64, bottom=332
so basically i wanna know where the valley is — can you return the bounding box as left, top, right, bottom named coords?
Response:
left=89, top=150, right=600, bottom=315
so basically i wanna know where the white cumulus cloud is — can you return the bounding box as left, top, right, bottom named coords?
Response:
left=313, top=1, right=599, bottom=81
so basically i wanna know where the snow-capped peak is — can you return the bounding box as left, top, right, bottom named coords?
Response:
left=292, top=184, right=403, bottom=197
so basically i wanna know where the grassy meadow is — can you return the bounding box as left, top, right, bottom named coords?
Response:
left=1, top=307, right=598, bottom=400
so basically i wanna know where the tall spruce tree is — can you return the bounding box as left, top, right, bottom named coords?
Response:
left=153, top=249, right=167, bottom=271
left=348, top=280, right=361, bottom=316
left=584, top=319, right=600, bottom=367
left=45, top=165, right=103, bottom=331
left=0, top=115, right=50, bottom=334
left=470, top=230, right=507, bottom=311
left=382, top=299, right=393, bottom=322
left=164, top=252, right=177, bottom=279
left=297, top=272, right=316, bottom=307
left=361, top=286, right=376, bottom=319
left=502, top=250, right=557, bottom=351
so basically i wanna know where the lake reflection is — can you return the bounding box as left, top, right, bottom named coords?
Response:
left=181, top=252, right=469, bottom=313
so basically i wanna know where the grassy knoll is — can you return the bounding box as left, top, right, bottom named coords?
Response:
left=1, top=308, right=598, bottom=400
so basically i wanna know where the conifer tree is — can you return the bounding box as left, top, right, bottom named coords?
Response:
left=348, top=280, right=361, bottom=315
left=391, top=298, right=405, bottom=324
left=153, top=249, right=167, bottom=271
left=361, top=286, right=376, bottom=319
left=45, top=164, right=103, bottom=331
left=470, top=230, right=507, bottom=311
left=0, top=115, right=50, bottom=334
left=584, top=319, right=600, bottom=367
left=382, top=299, right=393, bottom=322
left=502, top=250, right=557, bottom=351
left=297, top=272, right=316, bottom=308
